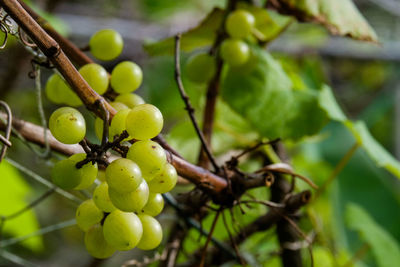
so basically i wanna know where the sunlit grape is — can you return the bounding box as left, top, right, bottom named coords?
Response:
left=93, top=182, right=116, bottom=212
left=89, top=29, right=123, bottom=61
left=225, top=10, right=255, bottom=38
left=79, top=63, right=109, bottom=95
left=105, top=158, right=143, bottom=193
left=125, top=104, right=163, bottom=140
left=76, top=199, right=104, bottom=232
left=108, top=180, right=149, bottom=212
left=49, top=107, right=86, bottom=144
left=115, top=93, right=145, bottom=108
left=137, top=214, right=163, bottom=250
left=111, top=61, right=143, bottom=93
left=148, top=163, right=178, bottom=193
left=139, top=193, right=164, bottom=216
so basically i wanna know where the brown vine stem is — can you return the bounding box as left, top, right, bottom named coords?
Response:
left=16, top=0, right=93, bottom=66
left=174, top=34, right=220, bottom=172
left=0, top=0, right=116, bottom=119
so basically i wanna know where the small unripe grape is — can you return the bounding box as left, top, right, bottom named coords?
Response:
left=137, top=214, right=163, bottom=250
left=49, top=107, right=86, bottom=144
left=51, top=153, right=97, bottom=190
left=185, top=53, right=216, bottom=84
left=115, top=93, right=145, bottom=108
left=89, top=29, right=123, bottom=61
left=76, top=199, right=104, bottom=232
left=148, top=163, right=177, bottom=193
left=111, top=61, right=143, bottom=93
left=125, top=104, right=163, bottom=140
left=220, top=39, right=250, bottom=66
left=93, top=182, right=116, bottom=212
left=108, top=180, right=149, bottom=212
left=45, top=74, right=82, bottom=106
left=103, top=210, right=143, bottom=250
left=127, top=140, right=167, bottom=181
left=79, top=63, right=109, bottom=95
left=45, top=74, right=63, bottom=104
left=225, top=10, right=255, bottom=38
left=140, top=193, right=164, bottom=216
left=105, top=158, right=143, bottom=193
left=84, top=224, right=116, bottom=259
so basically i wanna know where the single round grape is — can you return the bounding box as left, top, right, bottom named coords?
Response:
left=45, top=74, right=63, bottom=104
left=110, top=101, right=129, bottom=111
left=108, top=180, right=149, bottom=212
left=109, top=109, right=131, bottom=141
left=93, top=182, right=116, bottom=212
left=148, top=163, right=178, bottom=193
left=79, top=63, right=109, bottom=95
left=85, top=224, right=116, bottom=259
left=220, top=39, right=250, bottom=66
left=125, top=104, right=163, bottom=140
left=115, top=93, right=145, bottom=108
left=225, top=10, right=255, bottom=39
left=105, top=158, right=143, bottom=193
left=137, top=214, right=163, bottom=250
left=46, top=74, right=82, bottom=107
left=103, top=210, right=143, bottom=250
left=51, top=153, right=97, bottom=190
left=49, top=107, right=86, bottom=144
left=110, top=61, right=143, bottom=93
left=89, top=29, right=123, bottom=61
left=76, top=199, right=104, bottom=232
left=139, top=193, right=164, bottom=216
left=127, top=140, right=167, bottom=181
left=185, top=53, right=216, bottom=83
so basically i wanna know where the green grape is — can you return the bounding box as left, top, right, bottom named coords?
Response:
left=105, top=158, right=143, bottom=193
left=49, top=107, right=86, bottom=144
left=46, top=74, right=82, bottom=107
left=125, top=104, right=163, bottom=140
left=89, top=29, right=123, bottom=61
left=109, top=109, right=131, bottom=141
left=108, top=180, right=149, bottom=212
left=76, top=199, right=104, bottom=232
left=93, top=182, right=116, bottom=212
left=137, top=214, right=162, bottom=250
left=94, top=117, right=104, bottom=141
left=139, top=193, right=164, bottom=216
left=126, top=140, right=167, bottom=181
left=110, top=101, right=129, bottom=111
left=115, top=93, right=145, bottom=108
left=51, top=153, right=97, bottom=190
left=220, top=39, right=250, bottom=66
left=148, top=163, right=177, bottom=193
left=225, top=10, right=255, bottom=39
left=185, top=53, right=216, bottom=83
left=84, top=224, right=116, bottom=259
left=103, top=210, right=143, bottom=250
left=97, top=170, right=106, bottom=182
left=110, top=61, right=143, bottom=94
left=79, top=63, right=109, bottom=95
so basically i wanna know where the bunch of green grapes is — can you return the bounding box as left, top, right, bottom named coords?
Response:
left=47, top=29, right=178, bottom=259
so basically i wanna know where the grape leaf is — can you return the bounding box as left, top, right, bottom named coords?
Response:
left=318, top=85, right=400, bottom=179
left=271, top=0, right=377, bottom=42
left=221, top=46, right=328, bottom=140
left=345, top=203, right=400, bottom=267
left=144, top=6, right=291, bottom=56
left=0, top=160, right=43, bottom=252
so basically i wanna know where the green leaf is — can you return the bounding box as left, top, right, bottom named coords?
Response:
left=0, top=160, right=43, bottom=252
left=144, top=8, right=224, bottom=56
left=318, top=85, right=347, bottom=122
left=345, top=203, right=400, bottom=267
left=221, top=46, right=328, bottom=140
left=276, top=0, right=377, bottom=42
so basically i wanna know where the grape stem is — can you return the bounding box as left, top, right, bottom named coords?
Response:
left=174, top=34, right=220, bottom=173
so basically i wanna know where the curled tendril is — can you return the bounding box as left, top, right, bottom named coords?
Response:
left=0, top=23, right=7, bottom=50
left=18, top=26, right=37, bottom=48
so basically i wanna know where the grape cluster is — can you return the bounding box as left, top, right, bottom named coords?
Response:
left=185, top=9, right=255, bottom=84
left=46, top=29, right=178, bottom=259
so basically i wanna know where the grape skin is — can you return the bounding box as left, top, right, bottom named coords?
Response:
left=126, top=140, right=167, bottom=181
left=220, top=39, right=250, bottom=66
left=108, top=179, right=149, bottom=212
left=45, top=74, right=82, bottom=106
left=111, top=61, right=143, bottom=94
left=139, top=193, right=164, bottom=216
left=93, top=182, right=116, bottom=212
left=103, top=210, right=143, bottom=250
left=89, top=29, right=123, bottom=61
left=49, top=107, right=86, bottom=144
left=225, top=10, right=255, bottom=39
left=79, top=63, right=109, bottom=95
left=125, top=104, right=163, bottom=140
left=115, top=93, right=145, bottom=108
left=76, top=199, right=104, bottom=232
left=137, top=214, right=163, bottom=250
left=84, top=224, right=116, bottom=259
left=105, top=158, right=143, bottom=193
left=148, top=163, right=178, bottom=193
